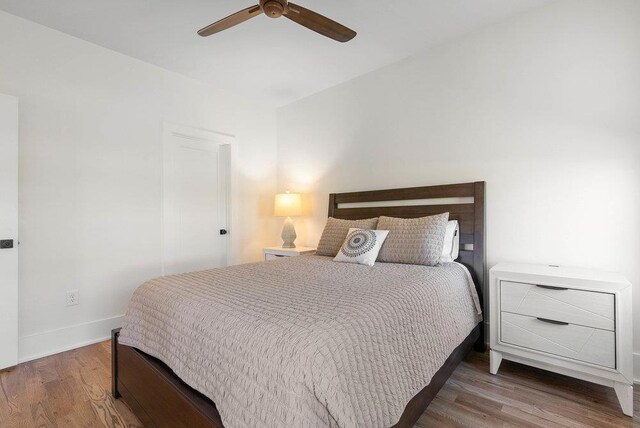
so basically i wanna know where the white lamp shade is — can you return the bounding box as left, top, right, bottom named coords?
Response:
left=274, top=192, right=302, bottom=217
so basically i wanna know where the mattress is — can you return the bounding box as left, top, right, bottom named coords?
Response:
left=119, top=255, right=482, bottom=427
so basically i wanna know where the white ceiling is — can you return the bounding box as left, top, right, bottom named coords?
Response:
left=0, top=0, right=552, bottom=106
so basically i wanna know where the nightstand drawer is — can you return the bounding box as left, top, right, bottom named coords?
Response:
left=265, top=253, right=286, bottom=261
left=501, top=280, right=614, bottom=331
left=501, top=312, right=616, bottom=369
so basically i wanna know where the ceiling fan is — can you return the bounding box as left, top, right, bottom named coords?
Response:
left=198, top=0, right=356, bottom=43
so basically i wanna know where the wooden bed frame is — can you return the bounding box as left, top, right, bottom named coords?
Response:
left=112, top=181, right=486, bottom=427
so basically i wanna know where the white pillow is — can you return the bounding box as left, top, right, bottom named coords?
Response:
left=333, top=228, right=389, bottom=266
left=440, top=220, right=460, bottom=263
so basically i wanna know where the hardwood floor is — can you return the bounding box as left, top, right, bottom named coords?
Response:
left=0, top=341, right=141, bottom=428
left=0, top=342, right=638, bottom=427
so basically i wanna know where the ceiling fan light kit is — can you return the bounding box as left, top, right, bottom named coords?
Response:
left=198, top=0, right=356, bottom=43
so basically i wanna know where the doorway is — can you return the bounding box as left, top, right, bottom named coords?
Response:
left=0, top=94, right=18, bottom=370
left=162, top=123, right=232, bottom=276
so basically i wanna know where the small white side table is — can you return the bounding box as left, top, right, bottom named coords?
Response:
left=263, top=246, right=316, bottom=261
left=489, top=262, right=633, bottom=416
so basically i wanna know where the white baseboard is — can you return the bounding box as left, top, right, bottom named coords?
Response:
left=19, top=314, right=124, bottom=364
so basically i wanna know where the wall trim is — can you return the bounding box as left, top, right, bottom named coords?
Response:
left=634, top=353, right=640, bottom=384
left=19, top=314, right=124, bottom=364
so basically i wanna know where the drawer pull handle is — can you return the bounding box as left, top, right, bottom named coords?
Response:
left=536, top=317, right=569, bottom=325
left=536, top=284, right=568, bottom=291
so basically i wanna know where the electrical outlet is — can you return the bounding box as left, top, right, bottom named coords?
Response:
left=66, top=290, right=79, bottom=306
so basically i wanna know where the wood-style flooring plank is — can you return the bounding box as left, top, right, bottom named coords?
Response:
left=0, top=341, right=638, bottom=427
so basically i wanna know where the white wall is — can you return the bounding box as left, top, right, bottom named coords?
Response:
left=0, top=11, right=278, bottom=362
left=277, top=0, right=640, bottom=366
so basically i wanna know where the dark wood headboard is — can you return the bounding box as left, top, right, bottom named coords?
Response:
left=328, top=181, right=486, bottom=310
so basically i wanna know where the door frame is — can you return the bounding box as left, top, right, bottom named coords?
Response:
left=160, top=122, right=234, bottom=275
left=0, top=94, right=19, bottom=371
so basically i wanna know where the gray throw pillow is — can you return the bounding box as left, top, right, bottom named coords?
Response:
left=377, top=213, right=449, bottom=266
left=316, top=217, right=379, bottom=256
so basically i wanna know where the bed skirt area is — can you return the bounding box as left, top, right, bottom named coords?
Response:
left=112, top=324, right=481, bottom=428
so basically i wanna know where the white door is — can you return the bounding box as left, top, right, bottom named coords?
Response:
left=0, top=94, right=18, bottom=370
left=162, top=123, right=231, bottom=275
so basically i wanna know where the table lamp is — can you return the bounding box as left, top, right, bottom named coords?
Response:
left=274, top=191, right=302, bottom=248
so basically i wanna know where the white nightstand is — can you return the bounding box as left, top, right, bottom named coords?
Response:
left=489, top=262, right=633, bottom=416
left=263, top=246, right=316, bottom=261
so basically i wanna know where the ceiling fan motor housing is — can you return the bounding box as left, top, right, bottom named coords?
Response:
left=260, top=0, right=287, bottom=18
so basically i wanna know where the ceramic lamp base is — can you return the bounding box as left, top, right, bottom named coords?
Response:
left=281, top=217, right=297, bottom=248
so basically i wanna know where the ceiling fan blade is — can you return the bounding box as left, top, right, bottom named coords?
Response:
left=198, top=5, right=262, bottom=37
left=284, top=3, right=356, bottom=43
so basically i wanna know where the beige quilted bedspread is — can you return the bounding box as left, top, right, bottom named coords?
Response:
left=119, top=255, right=482, bottom=428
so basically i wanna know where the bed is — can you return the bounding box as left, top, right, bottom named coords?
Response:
left=112, top=181, right=486, bottom=427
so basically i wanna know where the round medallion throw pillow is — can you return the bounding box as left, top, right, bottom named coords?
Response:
left=333, top=228, right=389, bottom=266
